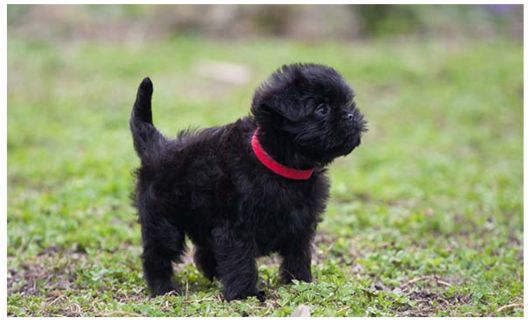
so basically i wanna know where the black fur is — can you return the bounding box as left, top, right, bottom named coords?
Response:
left=129, top=63, right=366, bottom=301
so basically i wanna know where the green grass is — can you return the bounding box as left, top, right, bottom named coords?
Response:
left=7, top=35, right=523, bottom=316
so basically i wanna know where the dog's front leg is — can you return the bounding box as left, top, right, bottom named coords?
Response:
left=279, top=236, right=313, bottom=284
left=211, top=226, right=263, bottom=302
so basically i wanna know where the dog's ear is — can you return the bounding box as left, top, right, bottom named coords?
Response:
left=252, top=67, right=311, bottom=122
left=259, top=91, right=309, bottom=122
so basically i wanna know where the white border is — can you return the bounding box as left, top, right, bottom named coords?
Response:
left=1, top=1, right=528, bottom=4
left=2, top=0, right=527, bottom=323
left=1, top=0, right=7, bottom=321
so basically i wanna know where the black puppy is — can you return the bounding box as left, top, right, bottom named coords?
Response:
left=130, top=63, right=366, bottom=301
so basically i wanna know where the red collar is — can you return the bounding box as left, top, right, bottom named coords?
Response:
left=251, top=129, right=314, bottom=180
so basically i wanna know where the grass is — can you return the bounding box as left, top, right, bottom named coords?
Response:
left=7, top=35, right=523, bottom=316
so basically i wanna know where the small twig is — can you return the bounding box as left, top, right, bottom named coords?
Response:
left=400, top=275, right=452, bottom=289
left=216, top=294, right=224, bottom=302
left=187, top=297, right=217, bottom=304
left=496, top=303, right=524, bottom=313
left=48, top=295, right=66, bottom=305
left=436, top=279, right=452, bottom=287
left=70, top=303, right=82, bottom=316
left=439, top=297, right=451, bottom=306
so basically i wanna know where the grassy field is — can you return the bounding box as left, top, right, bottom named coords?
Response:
left=7, top=35, right=523, bottom=316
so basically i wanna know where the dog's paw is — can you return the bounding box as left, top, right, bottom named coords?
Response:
left=256, top=290, right=266, bottom=302
left=149, top=284, right=180, bottom=298
left=224, top=289, right=266, bottom=302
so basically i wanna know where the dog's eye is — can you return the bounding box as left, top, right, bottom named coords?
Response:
left=315, top=104, right=329, bottom=116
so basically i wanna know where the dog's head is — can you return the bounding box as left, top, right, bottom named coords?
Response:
left=251, top=63, right=367, bottom=166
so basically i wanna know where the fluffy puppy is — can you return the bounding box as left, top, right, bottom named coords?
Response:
left=130, top=63, right=366, bottom=301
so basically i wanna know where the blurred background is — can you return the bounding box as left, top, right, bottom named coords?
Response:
left=7, top=5, right=524, bottom=316
left=7, top=4, right=523, bottom=42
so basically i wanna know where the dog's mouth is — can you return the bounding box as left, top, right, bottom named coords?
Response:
left=334, top=132, right=361, bottom=157
left=301, top=132, right=361, bottom=166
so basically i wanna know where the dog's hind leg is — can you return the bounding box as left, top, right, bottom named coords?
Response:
left=193, top=245, right=218, bottom=281
left=139, top=207, right=186, bottom=297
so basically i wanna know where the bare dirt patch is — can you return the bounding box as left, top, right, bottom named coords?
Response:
left=399, top=290, right=470, bottom=316
left=394, top=275, right=471, bottom=316
left=8, top=246, right=85, bottom=297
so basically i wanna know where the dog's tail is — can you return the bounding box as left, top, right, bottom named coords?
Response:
left=130, top=77, right=166, bottom=163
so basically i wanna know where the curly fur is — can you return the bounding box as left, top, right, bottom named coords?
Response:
left=129, top=63, right=366, bottom=301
